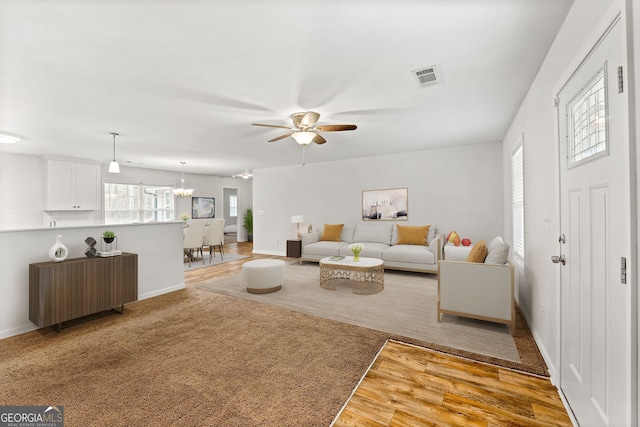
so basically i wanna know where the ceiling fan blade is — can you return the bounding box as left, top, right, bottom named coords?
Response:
left=252, top=123, right=292, bottom=130
left=312, top=134, right=327, bottom=144
left=315, top=124, right=357, bottom=132
left=268, top=133, right=294, bottom=142
left=300, top=111, right=320, bottom=128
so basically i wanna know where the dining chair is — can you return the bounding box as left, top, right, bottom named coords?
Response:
left=203, top=218, right=225, bottom=262
left=183, top=219, right=206, bottom=267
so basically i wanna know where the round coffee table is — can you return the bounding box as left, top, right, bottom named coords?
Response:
left=319, top=256, right=384, bottom=295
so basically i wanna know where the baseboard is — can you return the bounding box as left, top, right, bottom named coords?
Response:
left=138, top=283, right=186, bottom=301
left=252, top=249, right=286, bottom=257
left=0, top=284, right=186, bottom=340
left=519, top=301, right=558, bottom=384
left=0, top=323, right=37, bottom=340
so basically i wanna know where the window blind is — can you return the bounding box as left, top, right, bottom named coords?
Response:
left=512, top=144, right=524, bottom=260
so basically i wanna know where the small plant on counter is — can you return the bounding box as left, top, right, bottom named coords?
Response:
left=102, top=230, right=116, bottom=243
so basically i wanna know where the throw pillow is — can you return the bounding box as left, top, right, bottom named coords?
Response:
left=466, top=240, right=488, bottom=263
left=320, top=224, right=344, bottom=242
left=487, top=236, right=505, bottom=253
left=427, top=224, right=436, bottom=244
left=485, top=242, right=510, bottom=264
left=396, top=225, right=430, bottom=245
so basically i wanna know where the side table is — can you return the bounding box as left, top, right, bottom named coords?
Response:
left=444, top=243, right=473, bottom=261
left=286, top=239, right=302, bottom=263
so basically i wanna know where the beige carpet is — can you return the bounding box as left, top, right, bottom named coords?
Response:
left=0, top=289, right=391, bottom=426
left=197, top=263, right=521, bottom=363
left=0, top=269, right=547, bottom=425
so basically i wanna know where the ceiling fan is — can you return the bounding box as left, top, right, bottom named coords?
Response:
left=233, top=171, right=253, bottom=180
left=252, top=111, right=357, bottom=145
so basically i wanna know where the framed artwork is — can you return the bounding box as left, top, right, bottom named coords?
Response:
left=362, top=188, right=408, bottom=221
left=192, top=197, right=215, bottom=219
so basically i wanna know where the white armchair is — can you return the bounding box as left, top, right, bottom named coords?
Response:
left=437, top=259, right=515, bottom=335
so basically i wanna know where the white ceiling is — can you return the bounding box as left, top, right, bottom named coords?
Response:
left=0, top=0, right=573, bottom=176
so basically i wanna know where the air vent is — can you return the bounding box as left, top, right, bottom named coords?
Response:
left=412, top=65, right=441, bottom=88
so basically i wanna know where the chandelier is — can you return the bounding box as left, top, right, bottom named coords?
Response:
left=174, top=161, right=193, bottom=198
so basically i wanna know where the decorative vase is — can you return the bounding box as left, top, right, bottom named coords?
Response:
left=48, top=234, right=69, bottom=263
left=103, top=236, right=116, bottom=252
left=352, top=250, right=360, bottom=262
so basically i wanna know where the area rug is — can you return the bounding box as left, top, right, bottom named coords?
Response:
left=197, top=263, right=531, bottom=366
left=183, top=253, right=248, bottom=271
left=0, top=289, right=393, bottom=426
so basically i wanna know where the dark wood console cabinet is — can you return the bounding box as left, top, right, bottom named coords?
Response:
left=29, top=253, right=138, bottom=329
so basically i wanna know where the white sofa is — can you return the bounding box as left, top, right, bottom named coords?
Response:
left=437, top=236, right=515, bottom=334
left=300, top=223, right=443, bottom=274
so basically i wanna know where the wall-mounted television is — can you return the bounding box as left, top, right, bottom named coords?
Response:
left=192, top=197, right=215, bottom=219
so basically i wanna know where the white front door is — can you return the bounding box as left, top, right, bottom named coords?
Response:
left=556, top=16, right=633, bottom=426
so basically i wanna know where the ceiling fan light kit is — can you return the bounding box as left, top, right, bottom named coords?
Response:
left=252, top=111, right=357, bottom=146
left=233, top=172, right=253, bottom=180
left=292, top=131, right=315, bottom=145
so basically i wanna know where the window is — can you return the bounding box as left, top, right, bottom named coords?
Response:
left=229, top=194, right=238, bottom=217
left=512, top=141, right=524, bottom=262
left=104, top=182, right=175, bottom=224
left=568, top=69, right=607, bottom=166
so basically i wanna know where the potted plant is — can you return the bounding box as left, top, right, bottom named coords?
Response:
left=243, top=208, right=253, bottom=242
left=102, top=230, right=116, bottom=244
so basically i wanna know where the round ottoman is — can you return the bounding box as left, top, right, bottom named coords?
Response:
left=242, top=259, right=285, bottom=294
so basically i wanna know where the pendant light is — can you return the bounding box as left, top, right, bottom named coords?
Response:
left=109, top=132, right=120, bottom=173
left=174, top=161, right=193, bottom=198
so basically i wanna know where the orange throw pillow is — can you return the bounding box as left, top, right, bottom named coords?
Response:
left=396, top=225, right=430, bottom=245
left=466, top=240, right=488, bottom=263
left=320, top=224, right=344, bottom=242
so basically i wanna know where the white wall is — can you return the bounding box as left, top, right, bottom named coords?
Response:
left=501, top=0, right=619, bottom=379
left=252, top=142, right=503, bottom=255
left=0, top=222, right=185, bottom=339
left=101, top=163, right=253, bottom=240
left=0, top=152, right=45, bottom=229
left=0, top=152, right=252, bottom=238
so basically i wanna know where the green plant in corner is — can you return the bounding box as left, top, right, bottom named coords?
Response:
left=243, top=209, right=253, bottom=242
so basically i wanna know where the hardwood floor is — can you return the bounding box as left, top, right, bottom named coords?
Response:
left=184, top=240, right=281, bottom=287
left=185, top=242, right=572, bottom=426
left=333, top=341, right=572, bottom=427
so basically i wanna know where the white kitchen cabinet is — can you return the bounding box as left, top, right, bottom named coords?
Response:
left=45, top=160, right=100, bottom=210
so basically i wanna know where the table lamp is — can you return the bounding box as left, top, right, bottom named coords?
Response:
left=291, top=215, right=304, bottom=239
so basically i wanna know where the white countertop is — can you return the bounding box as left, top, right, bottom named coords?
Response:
left=0, top=221, right=183, bottom=234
